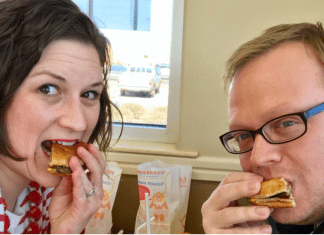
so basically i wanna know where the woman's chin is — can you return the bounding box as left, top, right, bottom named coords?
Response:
left=35, top=174, right=62, bottom=188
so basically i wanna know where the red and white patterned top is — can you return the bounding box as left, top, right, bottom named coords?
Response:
left=0, top=181, right=53, bottom=234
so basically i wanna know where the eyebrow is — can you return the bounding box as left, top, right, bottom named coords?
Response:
left=31, top=70, right=105, bottom=87
left=228, top=102, right=294, bottom=131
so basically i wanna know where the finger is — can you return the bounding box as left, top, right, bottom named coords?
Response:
left=217, top=224, right=272, bottom=234
left=88, top=144, right=106, bottom=172
left=77, top=146, right=104, bottom=185
left=204, top=179, right=262, bottom=212
left=220, top=172, right=263, bottom=186
left=212, top=206, right=272, bottom=228
left=204, top=219, right=271, bottom=234
left=51, top=175, right=73, bottom=197
left=246, top=220, right=265, bottom=227
left=70, top=156, right=92, bottom=199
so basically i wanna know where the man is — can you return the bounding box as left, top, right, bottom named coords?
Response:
left=202, top=22, right=324, bottom=234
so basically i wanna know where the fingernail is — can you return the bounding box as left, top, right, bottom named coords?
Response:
left=78, top=147, right=84, bottom=155
left=252, top=175, right=263, bottom=181
left=255, top=207, right=267, bottom=216
left=69, top=157, right=78, bottom=170
left=248, top=181, right=259, bottom=190
left=260, top=225, right=272, bottom=234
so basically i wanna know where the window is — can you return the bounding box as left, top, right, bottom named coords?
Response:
left=93, top=0, right=151, bottom=31
left=72, top=0, right=184, bottom=143
left=72, top=0, right=89, bottom=15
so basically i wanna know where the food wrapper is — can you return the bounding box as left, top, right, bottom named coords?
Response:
left=86, top=162, right=122, bottom=234
left=135, top=159, right=192, bottom=234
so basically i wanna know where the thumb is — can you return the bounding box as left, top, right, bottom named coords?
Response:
left=52, top=176, right=73, bottom=197
left=246, top=221, right=265, bottom=227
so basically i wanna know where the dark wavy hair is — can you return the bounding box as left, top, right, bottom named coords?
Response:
left=0, top=0, right=121, bottom=160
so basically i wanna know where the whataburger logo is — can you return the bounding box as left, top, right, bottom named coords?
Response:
left=137, top=170, right=165, bottom=175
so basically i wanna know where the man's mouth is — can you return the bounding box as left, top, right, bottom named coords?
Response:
left=41, top=140, right=78, bottom=157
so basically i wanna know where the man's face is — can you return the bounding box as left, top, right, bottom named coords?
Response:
left=229, top=42, right=324, bottom=225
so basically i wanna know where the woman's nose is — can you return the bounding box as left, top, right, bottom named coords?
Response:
left=58, top=99, right=87, bottom=131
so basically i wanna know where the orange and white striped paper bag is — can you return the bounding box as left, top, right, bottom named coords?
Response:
left=135, top=160, right=192, bottom=234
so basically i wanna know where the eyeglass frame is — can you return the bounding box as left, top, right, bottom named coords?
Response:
left=219, top=102, right=324, bottom=154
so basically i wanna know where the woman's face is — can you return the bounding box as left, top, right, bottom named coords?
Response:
left=3, top=39, right=104, bottom=188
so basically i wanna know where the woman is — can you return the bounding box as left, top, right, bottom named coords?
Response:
left=0, top=0, right=118, bottom=233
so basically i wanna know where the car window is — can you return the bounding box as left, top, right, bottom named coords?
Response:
left=154, top=66, right=161, bottom=75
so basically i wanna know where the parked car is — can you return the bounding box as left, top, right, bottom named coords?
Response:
left=109, top=65, right=127, bottom=80
left=117, top=66, right=161, bottom=97
left=158, top=63, right=170, bottom=80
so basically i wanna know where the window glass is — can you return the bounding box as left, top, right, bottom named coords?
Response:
left=72, top=0, right=89, bottom=15
left=72, top=0, right=173, bottom=127
left=94, top=0, right=173, bottom=127
left=93, top=0, right=151, bottom=31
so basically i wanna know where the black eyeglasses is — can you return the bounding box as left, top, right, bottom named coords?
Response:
left=219, top=102, right=324, bottom=154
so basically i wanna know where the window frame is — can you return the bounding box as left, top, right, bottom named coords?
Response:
left=85, top=0, right=184, bottom=144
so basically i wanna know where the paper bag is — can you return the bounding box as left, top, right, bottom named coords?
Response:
left=135, top=160, right=192, bottom=234
left=86, top=162, right=122, bottom=234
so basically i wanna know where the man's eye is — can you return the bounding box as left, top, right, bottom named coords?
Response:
left=233, top=132, right=251, bottom=142
left=39, top=84, right=58, bottom=95
left=82, top=91, right=100, bottom=100
left=238, top=133, right=250, bottom=141
left=281, top=121, right=295, bottom=127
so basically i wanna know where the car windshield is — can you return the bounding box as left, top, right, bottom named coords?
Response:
left=111, top=65, right=126, bottom=72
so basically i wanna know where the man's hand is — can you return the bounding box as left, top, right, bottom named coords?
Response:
left=201, top=172, right=273, bottom=234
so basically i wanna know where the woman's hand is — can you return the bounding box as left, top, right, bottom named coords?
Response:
left=48, top=144, right=106, bottom=234
left=201, top=172, right=273, bottom=234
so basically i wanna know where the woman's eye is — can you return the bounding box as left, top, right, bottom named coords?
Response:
left=82, top=91, right=100, bottom=100
left=39, top=84, right=58, bottom=95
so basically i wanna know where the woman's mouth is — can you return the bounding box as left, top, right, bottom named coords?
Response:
left=41, top=140, right=78, bottom=157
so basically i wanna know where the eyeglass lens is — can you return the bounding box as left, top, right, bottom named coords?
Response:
left=224, top=114, right=306, bottom=153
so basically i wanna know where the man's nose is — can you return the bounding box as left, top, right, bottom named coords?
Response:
left=250, top=134, right=281, bottom=166
left=58, top=99, right=87, bottom=131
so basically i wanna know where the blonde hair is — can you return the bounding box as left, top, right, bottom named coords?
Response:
left=223, top=22, right=324, bottom=90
